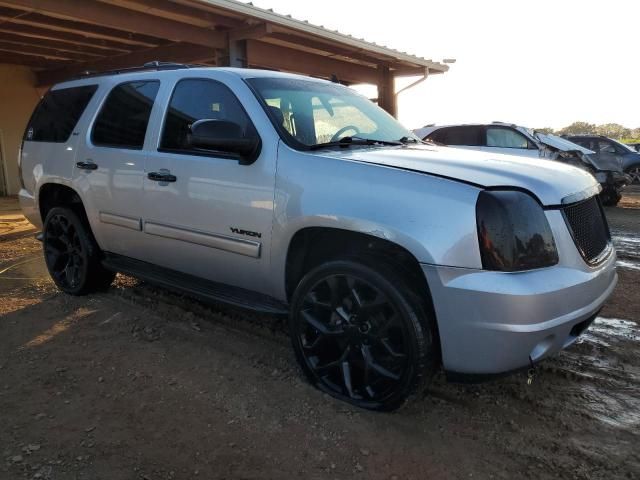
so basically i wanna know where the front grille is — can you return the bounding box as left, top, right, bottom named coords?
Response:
left=562, top=196, right=610, bottom=264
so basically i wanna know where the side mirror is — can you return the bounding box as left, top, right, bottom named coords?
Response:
left=187, top=119, right=260, bottom=164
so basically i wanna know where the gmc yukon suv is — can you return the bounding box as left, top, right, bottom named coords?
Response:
left=18, top=64, right=617, bottom=410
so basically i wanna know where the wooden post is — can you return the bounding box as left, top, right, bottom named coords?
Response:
left=377, top=65, right=397, bottom=118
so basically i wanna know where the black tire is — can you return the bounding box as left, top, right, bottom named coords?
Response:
left=600, top=190, right=622, bottom=207
left=289, top=258, right=438, bottom=411
left=43, top=207, right=115, bottom=295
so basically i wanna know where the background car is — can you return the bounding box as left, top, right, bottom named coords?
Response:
left=566, top=135, right=640, bottom=185
left=414, top=123, right=629, bottom=205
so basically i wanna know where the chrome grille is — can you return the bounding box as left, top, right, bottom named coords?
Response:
left=562, top=196, right=610, bottom=264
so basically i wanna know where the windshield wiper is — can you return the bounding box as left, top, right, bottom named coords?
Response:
left=309, top=136, right=402, bottom=150
left=398, top=136, right=420, bottom=144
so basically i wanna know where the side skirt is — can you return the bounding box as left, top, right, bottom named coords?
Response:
left=102, top=252, right=288, bottom=315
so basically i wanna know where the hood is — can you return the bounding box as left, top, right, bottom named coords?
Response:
left=321, top=144, right=599, bottom=206
left=534, top=133, right=594, bottom=154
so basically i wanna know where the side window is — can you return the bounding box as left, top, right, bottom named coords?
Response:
left=160, top=78, right=256, bottom=154
left=486, top=127, right=530, bottom=149
left=25, top=85, right=97, bottom=143
left=431, top=126, right=483, bottom=146
left=597, top=140, right=617, bottom=154
left=92, top=81, right=160, bottom=149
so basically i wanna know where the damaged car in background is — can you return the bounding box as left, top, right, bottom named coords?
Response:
left=414, top=123, right=630, bottom=206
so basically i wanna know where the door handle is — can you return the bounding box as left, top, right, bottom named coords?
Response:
left=76, top=161, right=98, bottom=170
left=147, top=171, right=177, bottom=183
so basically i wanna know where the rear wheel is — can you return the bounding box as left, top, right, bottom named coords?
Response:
left=289, top=258, right=437, bottom=411
left=43, top=207, right=115, bottom=295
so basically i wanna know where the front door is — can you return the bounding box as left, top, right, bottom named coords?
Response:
left=141, top=77, right=277, bottom=296
left=74, top=79, right=161, bottom=260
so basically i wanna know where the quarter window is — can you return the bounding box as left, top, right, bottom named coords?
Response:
left=25, top=85, right=97, bottom=143
left=486, top=127, right=530, bottom=149
left=160, top=78, right=255, bottom=153
left=92, top=81, right=160, bottom=149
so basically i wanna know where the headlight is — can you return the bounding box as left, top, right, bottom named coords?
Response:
left=476, top=190, right=558, bottom=271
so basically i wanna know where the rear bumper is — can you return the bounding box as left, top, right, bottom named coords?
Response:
left=18, top=188, right=42, bottom=229
left=422, top=250, right=617, bottom=375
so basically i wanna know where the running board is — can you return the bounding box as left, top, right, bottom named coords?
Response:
left=102, top=253, right=288, bottom=315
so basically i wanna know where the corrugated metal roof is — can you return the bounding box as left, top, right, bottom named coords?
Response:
left=197, top=0, right=449, bottom=73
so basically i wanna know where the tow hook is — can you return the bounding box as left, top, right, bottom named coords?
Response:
left=527, top=356, right=537, bottom=385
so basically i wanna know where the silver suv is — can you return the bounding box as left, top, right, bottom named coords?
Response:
left=19, top=65, right=617, bottom=410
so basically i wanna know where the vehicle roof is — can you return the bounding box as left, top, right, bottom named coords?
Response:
left=51, top=66, right=332, bottom=90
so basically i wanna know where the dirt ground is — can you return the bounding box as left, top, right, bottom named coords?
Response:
left=1, top=191, right=639, bottom=480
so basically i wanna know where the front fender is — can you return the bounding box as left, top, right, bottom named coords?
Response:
left=269, top=145, right=483, bottom=299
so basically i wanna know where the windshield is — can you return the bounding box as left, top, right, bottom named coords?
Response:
left=246, top=77, right=419, bottom=149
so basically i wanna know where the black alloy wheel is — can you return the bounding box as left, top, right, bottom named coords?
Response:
left=290, top=259, right=437, bottom=411
left=43, top=207, right=114, bottom=295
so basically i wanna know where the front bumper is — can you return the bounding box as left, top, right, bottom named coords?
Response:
left=594, top=171, right=631, bottom=190
left=421, top=249, right=617, bottom=376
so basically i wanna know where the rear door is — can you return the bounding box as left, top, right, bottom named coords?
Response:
left=140, top=76, right=277, bottom=295
left=481, top=126, right=539, bottom=158
left=74, top=79, right=161, bottom=259
left=427, top=126, right=485, bottom=150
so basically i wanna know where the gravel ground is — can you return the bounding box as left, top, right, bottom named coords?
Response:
left=0, top=192, right=639, bottom=480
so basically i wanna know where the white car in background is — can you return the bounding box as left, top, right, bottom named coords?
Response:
left=414, top=123, right=629, bottom=206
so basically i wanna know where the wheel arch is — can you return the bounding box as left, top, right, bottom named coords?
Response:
left=38, top=182, right=88, bottom=225
left=284, top=226, right=443, bottom=366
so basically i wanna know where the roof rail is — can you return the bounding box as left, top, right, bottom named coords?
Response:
left=73, top=61, right=207, bottom=81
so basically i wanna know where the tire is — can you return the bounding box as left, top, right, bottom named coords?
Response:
left=599, top=190, right=621, bottom=207
left=289, top=258, right=438, bottom=411
left=626, top=165, right=640, bottom=185
left=43, top=207, right=115, bottom=295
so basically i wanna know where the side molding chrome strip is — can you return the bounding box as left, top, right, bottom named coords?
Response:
left=144, top=221, right=261, bottom=258
left=99, top=212, right=142, bottom=231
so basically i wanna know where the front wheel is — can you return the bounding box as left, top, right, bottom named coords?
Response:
left=289, top=258, right=438, bottom=411
left=43, top=207, right=115, bottom=295
left=626, top=165, right=640, bottom=185
left=599, top=189, right=622, bottom=207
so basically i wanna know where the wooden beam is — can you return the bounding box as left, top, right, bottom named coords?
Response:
left=97, top=0, right=242, bottom=29
left=0, top=40, right=97, bottom=61
left=229, top=23, right=272, bottom=42
left=0, top=0, right=227, bottom=48
left=246, top=40, right=378, bottom=84
left=269, top=31, right=394, bottom=66
left=0, top=51, right=70, bottom=68
left=0, top=31, right=111, bottom=57
left=36, top=42, right=215, bottom=86
left=0, top=22, right=134, bottom=53
left=0, top=10, right=156, bottom=48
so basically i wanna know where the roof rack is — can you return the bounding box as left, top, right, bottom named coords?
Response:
left=73, top=61, right=208, bottom=80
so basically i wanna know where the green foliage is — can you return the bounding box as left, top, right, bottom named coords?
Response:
left=541, top=122, right=640, bottom=140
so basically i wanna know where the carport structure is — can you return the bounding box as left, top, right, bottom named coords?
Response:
left=0, top=0, right=448, bottom=195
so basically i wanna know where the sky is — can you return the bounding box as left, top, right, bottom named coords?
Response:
left=238, top=0, right=639, bottom=130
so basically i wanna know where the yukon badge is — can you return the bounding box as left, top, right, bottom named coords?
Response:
left=230, top=227, right=262, bottom=239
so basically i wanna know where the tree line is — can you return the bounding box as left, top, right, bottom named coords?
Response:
left=535, top=122, right=640, bottom=142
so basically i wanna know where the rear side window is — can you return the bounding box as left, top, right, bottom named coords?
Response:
left=92, top=81, right=160, bottom=149
left=486, top=127, right=530, bottom=149
left=25, top=85, right=97, bottom=143
left=160, top=78, right=255, bottom=153
left=428, top=126, right=484, bottom=146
